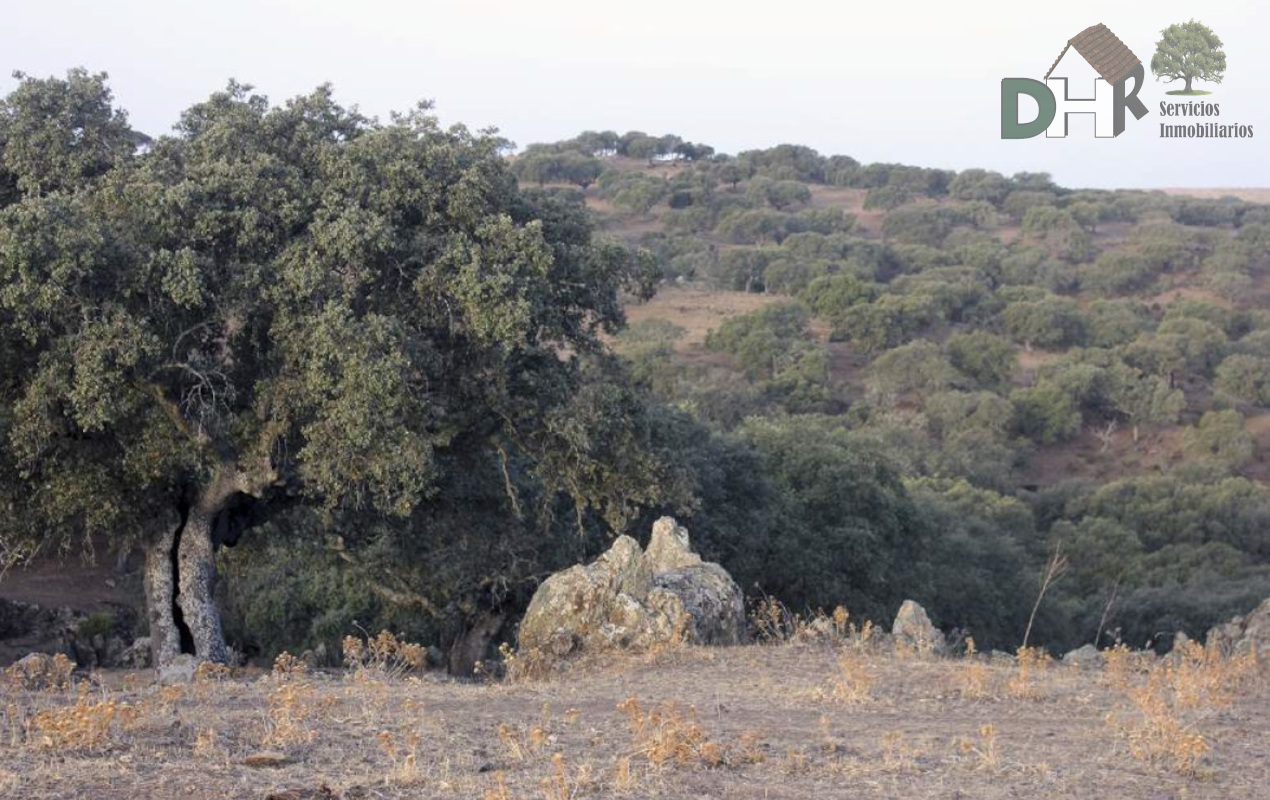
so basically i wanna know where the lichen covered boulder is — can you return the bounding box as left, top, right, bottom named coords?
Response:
left=1206, top=598, right=1270, bottom=658
left=518, top=517, right=744, bottom=655
left=891, top=599, right=943, bottom=655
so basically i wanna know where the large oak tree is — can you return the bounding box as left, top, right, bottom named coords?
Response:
left=0, top=71, right=663, bottom=667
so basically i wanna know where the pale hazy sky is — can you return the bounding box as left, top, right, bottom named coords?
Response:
left=3, top=0, right=1267, bottom=189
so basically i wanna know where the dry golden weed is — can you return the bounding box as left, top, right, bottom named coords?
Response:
left=748, top=595, right=801, bottom=643
left=498, top=721, right=550, bottom=762
left=957, top=724, right=1001, bottom=772
left=1103, top=642, right=1146, bottom=690
left=736, top=730, right=767, bottom=764
left=953, top=638, right=993, bottom=699
left=192, top=726, right=223, bottom=759
left=782, top=746, right=811, bottom=775
left=830, top=649, right=874, bottom=703
left=263, top=680, right=318, bottom=746
left=480, top=771, right=514, bottom=800
left=272, top=651, right=310, bottom=680
left=540, top=752, right=595, bottom=800
left=29, top=688, right=134, bottom=751
left=1107, top=640, right=1258, bottom=776
left=378, top=729, right=422, bottom=783
left=4, top=653, right=75, bottom=691
left=486, top=642, right=556, bottom=683
left=613, top=755, right=639, bottom=792
left=617, top=696, right=728, bottom=768
left=1006, top=646, right=1050, bottom=699
left=879, top=730, right=924, bottom=771
left=343, top=630, right=426, bottom=680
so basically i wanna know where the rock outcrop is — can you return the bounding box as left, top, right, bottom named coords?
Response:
left=518, top=517, right=744, bottom=655
left=891, top=599, right=942, bottom=655
left=1206, top=598, right=1270, bottom=657
left=1061, top=643, right=1103, bottom=667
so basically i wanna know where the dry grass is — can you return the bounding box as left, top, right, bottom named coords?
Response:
left=1159, top=187, right=1270, bottom=203
left=0, top=637, right=1266, bottom=799
left=620, top=284, right=783, bottom=351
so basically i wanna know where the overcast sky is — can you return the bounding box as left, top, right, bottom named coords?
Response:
left=3, top=0, right=1267, bottom=189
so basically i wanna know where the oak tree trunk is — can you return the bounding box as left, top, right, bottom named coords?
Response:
left=143, top=512, right=182, bottom=668
left=143, top=464, right=272, bottom=668
left=176, top=504, right=228, bottom=663
left=1185, top=75, right=1193, bottom=93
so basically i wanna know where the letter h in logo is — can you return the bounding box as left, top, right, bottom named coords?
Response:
left=1045, top=75, right=1115, bottom=137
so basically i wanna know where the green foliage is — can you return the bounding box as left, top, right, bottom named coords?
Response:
left=1021, top=206, right=1092, bottom=262
left=1122, top=317, right=1228, bottom=378
left=511, top=147, right=604, bottom=189
left=747, top=177, right=811, bottom=210
left=705, top=303, right=815, bottom=379
left=1001, top=296, right=1086, bottom=349
left=906, top=479, right=1031, bottom=649
left=1083, top=251, right=1157, bottom=295
left=0, top=69, right=140, bottom=199
left=1184, top=410, right=1255, bottom=470
left=732, top=416, right=928, bottom=619
left=832, top=293, right=939, bottom=351
left=863, top=185, right=912, bottom=211
left=865, top=340, right=963, bottom=402
left=1084, top=299, right=1154, bottom=348
left=1011, top=384, right=1083, bottom=444
left=1215, top=354, right=1270, bottom=406
left=716, top=208, right=793, bottom=245
left=948, top=169, right=1011, bottom=207
left=597, top=171, right=669, bottom=214
left=946, top=331, right=1017, bottom=391
left=1002, top=190, right=1056, bottom=221
left=735, top=145, right=826, bottom=183
left=881, top=205, right=957, bottom=247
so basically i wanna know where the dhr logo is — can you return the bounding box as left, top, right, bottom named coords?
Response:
left=1001, top=23, right=1149, bottom=138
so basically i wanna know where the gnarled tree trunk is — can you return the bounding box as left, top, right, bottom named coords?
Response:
left=176, top=503, right=228, bottom=664
left=144, top=461, right=275, bottom=668
left=143, top=510, right=183, bottom=668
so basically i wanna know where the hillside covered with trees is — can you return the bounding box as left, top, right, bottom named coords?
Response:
left=4, top=71, right=1270, bottom=672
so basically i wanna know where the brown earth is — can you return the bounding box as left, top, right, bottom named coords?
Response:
left=1160, top=188, right=1270, bottom=204
left=2, top=642, right=1266, bottom=799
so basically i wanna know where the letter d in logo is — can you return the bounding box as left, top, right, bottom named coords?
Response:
left=1001, top=79, right=1056, bottom=139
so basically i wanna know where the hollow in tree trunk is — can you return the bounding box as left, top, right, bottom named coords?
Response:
left=176, top=503, right=228, bottom=664
left=143, top=462, right=275, bottom=668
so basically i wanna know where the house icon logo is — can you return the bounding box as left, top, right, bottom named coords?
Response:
left=1002, top=23, right=1149, bottom=139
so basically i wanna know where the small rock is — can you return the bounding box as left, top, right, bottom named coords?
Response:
left=120, top=637, right=153, bottom=669
left=1062, top=644, right=1103, bottom=667
left=156, top=654, right=199, bottom=685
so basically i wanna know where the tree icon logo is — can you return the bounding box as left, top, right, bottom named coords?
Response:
left=1150, top=20, right=1226, bottom=96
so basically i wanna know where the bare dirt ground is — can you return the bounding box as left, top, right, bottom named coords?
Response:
left=623, top=284, right=783, bottom=351
left=1159, top=188, right=1270, bottom=204
left=3, top=641, right=1266, bottom=800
